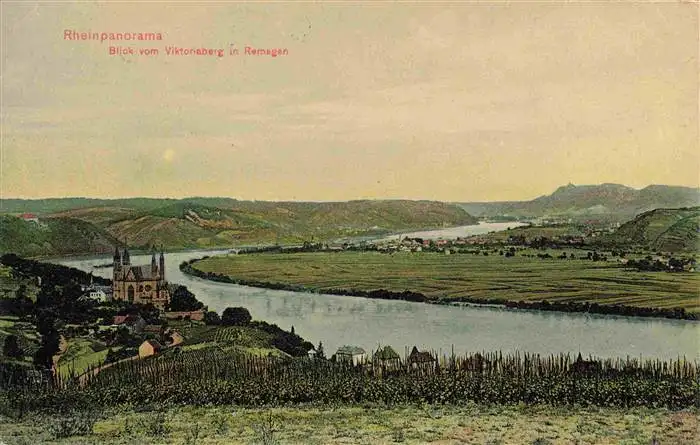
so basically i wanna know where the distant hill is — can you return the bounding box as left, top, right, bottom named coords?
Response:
left=459, top=184, right=700, bottom=221
left=0, top=198, right=177, bottom=214
left=0, top=199, right=477, bottom=256
left=606, top=207, right=700, bottom=253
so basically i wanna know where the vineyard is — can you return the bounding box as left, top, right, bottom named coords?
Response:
left=2, top=348, right=698, bottom=416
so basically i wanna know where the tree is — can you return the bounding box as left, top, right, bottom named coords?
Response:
left=316, top=341, right=326, bottom=359
left=221, top=307, right=252, bottom=326
left=33, top=325, right=60, bottom=370
left=204, top=311, right=221, bottom=325
left=3, top=335, right=23, bottom=359
left=167, top=285, right=204, bottom=312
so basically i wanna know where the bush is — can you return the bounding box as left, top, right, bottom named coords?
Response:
left=47, top=413, right=97, bottom=438
left=167, top=285, right=204, bottom=312
left=221, top=307, right=252, bottom=326
left=204, top=310, right=221, bottom=325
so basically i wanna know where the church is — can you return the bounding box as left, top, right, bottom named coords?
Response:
left=112, top=246, right=170, bottom=310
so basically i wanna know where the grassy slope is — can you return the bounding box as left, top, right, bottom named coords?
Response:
left=174, top=323, right=288, bottom=357
left=609, top=207, right=700, bottom=253
left=192, top=251, right=700, bottom=313
left=53, top=322, right=291, bottom=381
left=0, top=404, right=697, bottom=444
left=56, top=338, right=109, bottom=378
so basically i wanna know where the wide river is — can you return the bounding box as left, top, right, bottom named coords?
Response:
left=59, top=223, right=699, bottom=361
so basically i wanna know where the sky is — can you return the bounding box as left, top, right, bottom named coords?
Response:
left=1, top=1, right=698, bottom=202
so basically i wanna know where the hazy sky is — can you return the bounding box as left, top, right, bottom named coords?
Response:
left=1, top=1, right=698, bottom=201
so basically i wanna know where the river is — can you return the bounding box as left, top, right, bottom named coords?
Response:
left=58, top=222, right=699, bottom=361
left=377, top=221, right=528, bottom=241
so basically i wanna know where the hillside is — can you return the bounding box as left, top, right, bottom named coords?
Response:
left=0, top=215, right=119, bottom=257
left=459, top=184, right=699, bottom=221
left=0, top=199, right=477, bottom=256
left=607, top=207, right=700, bottom=253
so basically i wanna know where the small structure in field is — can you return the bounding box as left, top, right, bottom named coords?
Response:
left=570, top=352, right=601, bottom=375
left=138, top=339, right=162, bottom=358
left=408, top=346, right=437, bottom=370
left=335, top=345, right=367, bottom=365
left=373, top=345, right=401, bottom=369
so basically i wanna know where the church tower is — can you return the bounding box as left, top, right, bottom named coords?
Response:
left=113, top=246, right=121, bottom=267
left=112, top=246, right=122, bottom=278
left=159, top=246, right=166, bottom=281
left=151, top=246, right=158, bottom=276
left=112, top=246, right=122, bottom=301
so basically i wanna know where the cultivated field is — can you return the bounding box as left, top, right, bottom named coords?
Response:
left=192, top=251, right=700, bottom=313
left=0, top=404, right=697, bottom=444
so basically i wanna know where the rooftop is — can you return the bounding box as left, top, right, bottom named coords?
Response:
left=336, top=345, right=366, bottom=356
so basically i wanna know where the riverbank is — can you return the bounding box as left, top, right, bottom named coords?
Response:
left=181, top=253, right=699, bottom=321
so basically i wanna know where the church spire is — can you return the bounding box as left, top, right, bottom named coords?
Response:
left=159, top=244, right=165, bottom=281
left=122, top=239, right=130, bottom=265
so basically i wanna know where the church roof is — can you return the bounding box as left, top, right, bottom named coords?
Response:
left=125, top=264, right=159, bottom=281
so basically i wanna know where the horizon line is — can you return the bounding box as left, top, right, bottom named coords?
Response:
left=1, top=182, right=699, bottom=204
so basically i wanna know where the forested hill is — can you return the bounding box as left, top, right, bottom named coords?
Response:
left=459, top=184, right=699, bottom=221
left=0, top=199, right=477, bottom=256
left=606, top=207, right=700, bottom=253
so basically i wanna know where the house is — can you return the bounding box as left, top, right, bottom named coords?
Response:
left=373, top=345, right=401, bottom=370
left=113, top=314, right=147, bottom=334
left=408, top=346, right=437, bottom=370
left=138, top=339, right=162, bottom=358
left=113, top=315, right=129, bottom=325
left=85, top=288, right=108, bottom=302
left=165, top=329, right=184, bottom=346
left=164, top=310, right=205, bottom=321
left=335, top=345, right=367, bottom=365
left=20, top=213, right=39, bottom=223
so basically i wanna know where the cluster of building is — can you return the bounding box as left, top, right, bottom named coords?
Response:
left=109, top=314, right=185, bottom=358
left=327, top=345, right=438, bottom=371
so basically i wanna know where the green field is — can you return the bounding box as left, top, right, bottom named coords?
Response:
left=56, top=338, right=110, bottom=377
left=0, top=404, right=697, bottom=444
left=0, top=315, right=40, bottom=363
left=192, top=251, right=700, bottom=313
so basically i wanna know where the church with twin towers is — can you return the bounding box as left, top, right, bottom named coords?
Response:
left=112, top=245, right=171, bottom=310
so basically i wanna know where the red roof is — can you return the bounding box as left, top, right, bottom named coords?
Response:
left=21, top=213, right=37, bottom=219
